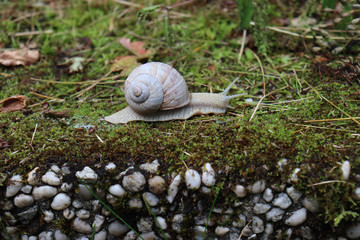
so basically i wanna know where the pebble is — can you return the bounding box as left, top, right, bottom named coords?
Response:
left=266, top=208, right=285, bottom=222
left=290, top=168, right=301, bottom=182
left=63, top=208, right=75, bottom=220
left=128, top=198, right=143, bottom=209
left=346, top=222, right=360, bottom=239
left=39, top=231, right=53, bottom=240
left=109, top=184, right=126, bottom=197
left=72, top=199, right=83, bottom=209
left=73, top=217, right=92, bottom=233
left=143, top=192, right=160, bottom=206
left=75, top=166, right=98, bottom=183
left=105, top=162, right=116, bottom=171
left=78, top=184, right=93, bottom=200
left=215, top=226, right=230, bottom=236
left=6, top=175, right=23, bottom=198
left=27, top=167, right=40, bottom=185
left=17, top=205, right=38, bottom=223
left=286, top=186, right=303, bottom=202
left=122, top=171, right=146, bottom=192
left=263, top=188, right=274, bottom=202
left=137, top=217, right=153, bottom=233
left=253, top=203, right=271, bottom=214
left=155, top=216, right=167, bottom=230
left=76, top=209, right=91, bottom=219
left=32, top=186, right=57, bottom=200
left=14, top=194, right=34, bottom=208
left=148, top=176, right=166, bottom=195
left=51, top=193, right=71, bottom=210
left=355, top=188, right=360, bottom=199
left=94, top=230, right=107, bottom=240
left=108, top=220, right=129, bottom=236
left=342, top=161, right=351, bottom=180
left=42, top=171, right=61, bottom=186
left=248, top=180, right=266, bottom=194
left=92, top=214, right=105, bottom=232
left=166, top=174, right=181, bottom=203
left=43, top=210, right=54, bottom=223
left=201, top=163, right=216, bottom=187
left=285, top=208, right=307, bottom=226
left=252, top=216, right=264, bottom=233
left=139, top=231, right=156, bottom=240
left=54, top=230, right=69, bottom=240
left=302, top=197, right=319, bottom=213
left=185, top=169, right=201, bottom=190
left=61, top=165, right=71, bottom=175
left=21, top=185, right=32, bottom=194
left=233, top=185, right=247, bottom=198
left=61, top=183, right=73, bottom=192
left=140, top=160, right=160, bottom=174
left=272, top=193, right=292, bottom=209
left=277, top=158, right=288, bottom=171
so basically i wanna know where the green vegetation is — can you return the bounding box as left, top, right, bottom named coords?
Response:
left=0, top=0, right=359, bottom=233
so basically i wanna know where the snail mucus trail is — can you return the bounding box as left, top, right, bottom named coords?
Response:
left=105, top=62, right=245, bottom=124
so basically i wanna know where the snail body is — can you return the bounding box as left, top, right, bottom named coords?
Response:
left=105, top=62, right=244, bottom=124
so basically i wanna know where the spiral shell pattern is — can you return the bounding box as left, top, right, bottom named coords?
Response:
left=124, top=62, right=191, bottom=114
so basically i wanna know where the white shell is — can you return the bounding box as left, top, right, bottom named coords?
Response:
left=124, top=62, right=191, bottom=114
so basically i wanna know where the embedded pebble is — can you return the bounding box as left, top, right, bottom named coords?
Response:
left=137, top=217, right=153, bottom=233
left=286, top=186, right=303, bottom=202
left=233, top=185, right=246, bottom=198
left=108, top=221, right=129, bottom=236
left=302, top=197, right=319, bottom=213
left=285, top=208, right=307, bottom=226
left=42, top=171, right=61, bottom=186
left=6, top=175, right=23, bottom=198
left=63, top=208, right=75, bottom=220
left=51, top=165, right=61, bottom=173
left=27, top=167, right=40, bottom=185
left=78, top=184, right=93, bottom=200
left=76, top=209, right=91, bottom=219
left=17, top=205, right=38, bottom=223
left=106, top=193, right=118, bottom=205
left=109, top=184, right=126, bottom=197
left=122, top=171, right=146, bottom=192
left=73, top=217, right=92, bottom=233
left=14, top=194, right=34, bottom=208
left=252, top=216, right=264, bottom=233
left=266, top=208, right=285, bottom=222
left=346, top=222, right=360, bottom=239
left=355, top=188, right=360, bottom=199
left=263, top=188, right=274, bottom=202
left=272, top=193, right=292, bottom=209
left=128, top=198, right=143, bottom=209
left=105, top=162, right=116, bottom=171
left=140, top=159, right=160, bottom=173
left=140, top=231, right=156, bottom=240
left=167, top=174, right=181, bottom=203
left=215, top=226, right=230, bottom=236
left=21, top=185, right=32, bottom=194
left=72, top=199, right=83, bottom=209
left=185, top=169, right=201, bottom=190
left=92, top=214, right=105, bottom=232
left=54, top=230, right=69, bottom=240
left=43, top=210, right=54, bottom=223
left=51, top=193, right=71, bottom=210
left=143, top=192, right=160, bottom=206
left=61, top=165, right=71, bottom=175
left=277, top=158, right=287, bottom=171
left=94, top=230, right=107, bottom=240
left=290, top=168, right=301, bottom=182
left=148, top=176, right=166, bottom=195
left=253, top=203, right=271, bottom=214
left=201, top=163, right=216, bottom=187
left=39, top=231, right=53, bottom=240
left=75, top=166, right=98, bottom=183
left=32, top=186, right=57, bottom=200
left=248, top=180, right=266, bottom=194
left=342, top=161, right=351, bottom=180
left=155, top=216, right=167, bottom=230
left=61, top=183, right=73, bottom=192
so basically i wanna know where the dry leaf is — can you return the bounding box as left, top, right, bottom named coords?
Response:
left=0, top=138, right=9, bottom=149
left=111, top=55, right=141, bottom=76
left=119, top=37, right=151, bottom=59
left=0, top=95, right=27, bottom=113
left=0, top=48, right=39, bottom=66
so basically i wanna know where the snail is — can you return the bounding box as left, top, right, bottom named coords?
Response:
left=105, top=62, right=245, bottom=124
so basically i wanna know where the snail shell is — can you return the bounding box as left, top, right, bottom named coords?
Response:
left=124, top=62, right=191, bottom=114
left=105, top=62, right=245, bottom=124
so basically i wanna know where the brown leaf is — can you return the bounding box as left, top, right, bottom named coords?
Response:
left=119, top=37, right=151, bottom=59
left=0, top=138, right=9, bottom=149
left=0, top=48, right=39, bottom=66
left=110, top=55, right=141, bottom=76
left=0, top=95, right=27, bottom=113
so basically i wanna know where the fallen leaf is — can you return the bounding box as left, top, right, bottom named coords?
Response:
left=0, top=95, right=27, bottom=113
left=111, top=55, right=141, bottom=76
left=119, top=37, right=151, bottom=59
left=0, top=48, right=39, bottom=66
left=0, top=138, right=9, bottom=149
left=43, top=109, right=70, bottom=118
left=66, top=57, right=86, bottom=73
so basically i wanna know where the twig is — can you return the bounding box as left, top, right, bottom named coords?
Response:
left=94, top=133, right=104, bottom=143
left=238, top=218, right=253, bottom=240
left=30, top=123, right=38, bottom=149
left=13, top=29, right=53, bottom=37
left=74, top=71, right=112, bottom=98
left=237, top=29, right=247, bottom=65
left=308, top=180, right=348, bottom=187
left=304, top=117, right=360, bottom=123
left=30, top=92, right=64, bottom=101
left=114, top=0, right=142, bottom=8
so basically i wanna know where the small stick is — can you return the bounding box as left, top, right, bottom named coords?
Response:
left=74, top=71, right=112, bottom=98
left=308, top=180, right=348, bottom=187
left=304, top=117, right=360, bottom=123
left=237, top=29, right=247, bottom=65
left=30, top=92, right=64, bottom=101
left=238, top=218, right=253, bottom=240
left=14, top=30, right=53, bottom=37
left=30, top=123, right=38, bottom=147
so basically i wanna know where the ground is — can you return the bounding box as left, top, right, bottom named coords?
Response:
left=0, top=0, right=359, bottom=233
